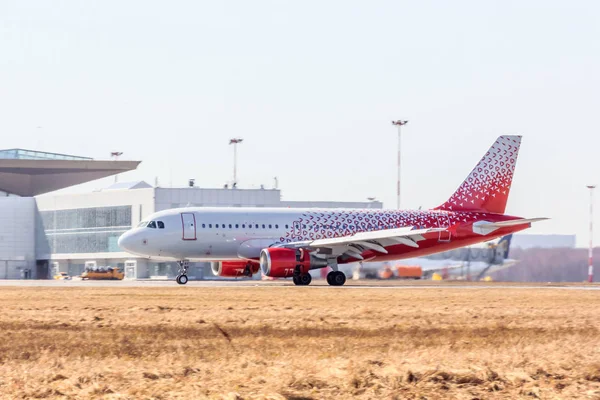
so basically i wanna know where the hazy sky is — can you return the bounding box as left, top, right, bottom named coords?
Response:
left=2, top=1, right=599, bottom=246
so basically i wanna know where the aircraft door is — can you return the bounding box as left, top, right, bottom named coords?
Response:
left=293, top=221, right=301, bottom=239
left=181, top=213, right=197, bottom=240
left=436, top=213, right=451, bottom=242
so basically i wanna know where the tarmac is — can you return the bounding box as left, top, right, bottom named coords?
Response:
left=1, top=279, right=599, bottom=290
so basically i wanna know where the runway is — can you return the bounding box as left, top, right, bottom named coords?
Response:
left=1, top=279, right=599, bottom=290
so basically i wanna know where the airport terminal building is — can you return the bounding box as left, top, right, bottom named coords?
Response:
left=0, top=148, right=382, bottom=280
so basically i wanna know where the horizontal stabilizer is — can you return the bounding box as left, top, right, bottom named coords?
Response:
left=473, top=218, right=548, bottom=235
left=477, top=218, right=549, bottom=228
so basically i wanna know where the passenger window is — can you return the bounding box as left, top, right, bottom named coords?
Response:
left=255, top=224, right=259, bottom=228
left=148, top=221, right=157, bottom=229
left=202, top=224, right=206, bottom=228
left=285, top=225, right=289, bottom=229
left=209, top=224, right=212, bottom=228
left=262, top=224, right=265, bottom=229
left=228, top=224, right=232, bottom=229
left=235, top=224, right=239, bottom=228
left=242, top=224, right=245, bottom=228
left=157, top=221, right=165, bottom=229
left=269, top=224, right=272, bottom=229
left=303, top=224, right=306, bottom=229
left=275, top=224, right=279, bottom=229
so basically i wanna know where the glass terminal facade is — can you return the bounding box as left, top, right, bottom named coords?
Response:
left=0, top=148, right=92, bottom=161
left=39, top=206, right=132, bottom=254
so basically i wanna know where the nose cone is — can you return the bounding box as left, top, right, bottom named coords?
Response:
left=118, top=230, right=135, bottom=253
left=119, top=229, right=152, bottom=257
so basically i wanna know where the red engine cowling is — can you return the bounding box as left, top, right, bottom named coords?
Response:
left=260, top=248, right=326, bottom=277
left=211, top=261, right=259, bottom=277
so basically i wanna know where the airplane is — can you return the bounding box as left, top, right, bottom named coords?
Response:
left=118, top=135, right=547, bottom=286
left=348, top=234, right=515, bottom=280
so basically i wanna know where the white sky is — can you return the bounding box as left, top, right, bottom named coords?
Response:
left=1, top=1, right=599, bottom=246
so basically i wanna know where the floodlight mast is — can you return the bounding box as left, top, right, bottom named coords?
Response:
left=391, top=120, right=408, bottom=209
left=588, top=184, right=596, bottom=283
left=110, top=152, right=123, bottom=183
left=229, top=138, right=243, bottom=187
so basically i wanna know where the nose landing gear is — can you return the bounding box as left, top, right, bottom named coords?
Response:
left=176, top=260, right=189, bottom=285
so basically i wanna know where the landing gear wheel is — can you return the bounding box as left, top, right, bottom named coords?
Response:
left=299, top=273, right=312, bottom=286
left=293, top=274, right=312, bottom=286
left=327, top=271, right=346, bottom=286
left=176, top=260, right=189, bottom=284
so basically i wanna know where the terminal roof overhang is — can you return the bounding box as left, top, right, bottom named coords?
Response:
left=0, top=159, right=141, bottom=196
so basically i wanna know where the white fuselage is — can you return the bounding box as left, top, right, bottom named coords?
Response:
left=117, top=206, right=523, bottom=270
left=119, top=208, right=302, bottom=260
left=117, top=206, right=460, bottom=262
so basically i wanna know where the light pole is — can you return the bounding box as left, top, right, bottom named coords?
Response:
left=391, top=120, right=408, bottom=209
left=229, top=138, right=243, bottom=188
left=110, top=152, right=123, bottom=183
left=588, top=185, right=596, bottom=283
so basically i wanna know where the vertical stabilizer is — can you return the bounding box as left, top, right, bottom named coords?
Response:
left=436, top=135, right=521, bottom=214
left=493, top=234, right=513, bottom=263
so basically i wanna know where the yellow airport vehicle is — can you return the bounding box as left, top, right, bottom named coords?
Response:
left=53, top=272, right=71, bottom=280
left=81, top=267, right=124, bottom=280
left=431, top=272, right=443, bottom=281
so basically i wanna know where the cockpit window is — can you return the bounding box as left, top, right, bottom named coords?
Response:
left=157, top=221, right=165, bottom=229
left=137, top=221, right=147, bottom=228
left=147, top=221, right=157, bottom=229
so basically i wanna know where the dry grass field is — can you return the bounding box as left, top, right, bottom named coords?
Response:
left=1, top=285, right=600, bottom=399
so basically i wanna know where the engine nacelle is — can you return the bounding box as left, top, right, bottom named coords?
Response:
left=211, top=261, right=259, bottom=277
left=259, top=248, right=327, bottom=278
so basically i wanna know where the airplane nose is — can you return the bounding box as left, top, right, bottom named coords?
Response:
left=118, top=231, right=132, bottom=251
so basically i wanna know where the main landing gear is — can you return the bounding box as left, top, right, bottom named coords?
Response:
left=292, top=273, right=312, bottom=286
left=327, top=271, right=346, bottom=286
left=176, top=260, right=189, bottom=285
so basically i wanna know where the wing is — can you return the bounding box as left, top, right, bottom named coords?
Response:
left=275, top=226, right=447, bottom=260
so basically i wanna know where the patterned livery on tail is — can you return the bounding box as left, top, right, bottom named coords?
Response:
left=436, top=135, right=521, bottom=214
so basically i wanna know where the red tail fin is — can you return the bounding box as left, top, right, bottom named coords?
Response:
left=436, top=135, right=522, bottom=214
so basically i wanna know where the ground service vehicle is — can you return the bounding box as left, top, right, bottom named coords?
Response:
left=396, top=266, right=422, bottom=279
left=53, top=272, right=71, bottom=280
left=81, top=267, right=124, bottom=280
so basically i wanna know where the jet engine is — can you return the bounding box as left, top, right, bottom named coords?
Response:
left=211, top=261, right=259, bottom=277
left=259, top=248, right=327, bottom=277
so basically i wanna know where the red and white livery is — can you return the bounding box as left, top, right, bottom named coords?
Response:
left=118, top=135, right=546, bottom=285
